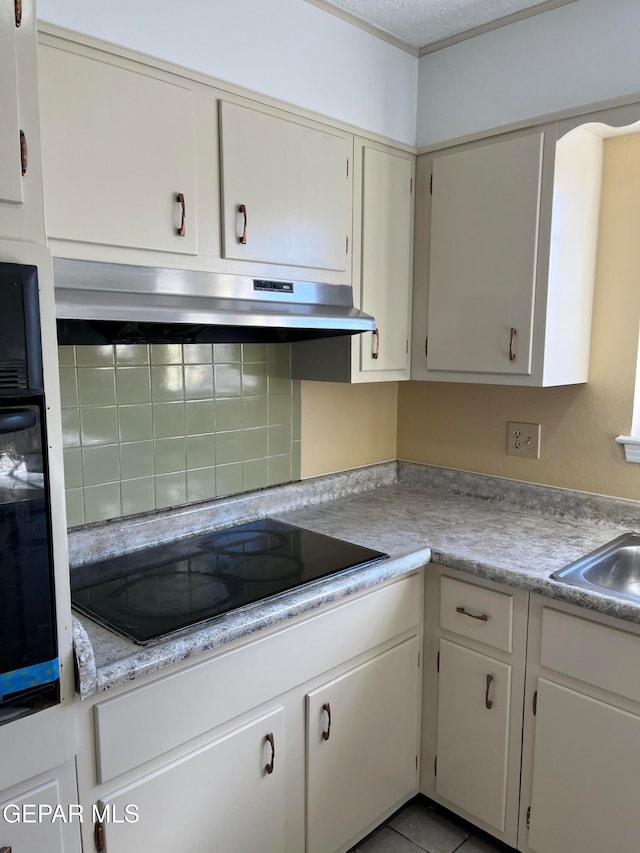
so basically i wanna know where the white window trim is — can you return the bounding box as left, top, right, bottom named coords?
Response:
left=615, top=327, right=640, bottom=463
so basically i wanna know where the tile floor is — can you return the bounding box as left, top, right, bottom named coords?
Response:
left=351, top=798, right=514, bottom=853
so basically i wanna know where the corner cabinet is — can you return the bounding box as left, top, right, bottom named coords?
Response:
left=412, top=123, right=604, bottom=386
left=0, top=0, right=45, bottom=243
left=422, top=568, right=528, bottom=849
left=291, top=139, right=414, bottom=383
left=218, top=98, right=352, bottom=281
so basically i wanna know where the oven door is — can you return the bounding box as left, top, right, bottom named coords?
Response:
left=0, top=405, right=58, bottom=716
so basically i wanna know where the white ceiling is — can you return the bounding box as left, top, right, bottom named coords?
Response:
left=312, top=0, right=577, bottom=51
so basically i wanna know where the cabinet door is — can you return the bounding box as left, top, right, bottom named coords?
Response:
left=427, top=132, right=543, bottom=375
left=219, top=100, right=350, bottom=273
left=358, top=145, right=413, bottom=376
left=98, top=707, right=285, bottom=853
left=0, top=780, right=65, bottom=853
left=436, top=639, right=511, bottom=832
left=0, top=762, right=81, bottom=853
left=38, top=45, right=198, bottom=255
left=306, top=637, right=419, bottom=853
left=0, top=0, right=44, bottom=243
left=528, top=679, right=640, bottom=853
left=0, top=1, right=22, bottom=206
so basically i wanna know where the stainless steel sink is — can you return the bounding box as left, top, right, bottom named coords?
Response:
left=551, top=532, right=640, bottom=601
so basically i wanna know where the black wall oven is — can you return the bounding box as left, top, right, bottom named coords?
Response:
left=0, top=263, right=59, bottom=724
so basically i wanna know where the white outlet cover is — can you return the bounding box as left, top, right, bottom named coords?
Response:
left=507, top=421, right=541, bottom=459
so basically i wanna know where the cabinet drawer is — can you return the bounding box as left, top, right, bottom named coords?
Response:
left=94, top=573, right=422, bottom=783
left=440, top=576, right=513, bottom=653
left=540, top=608, right=640, bottom=702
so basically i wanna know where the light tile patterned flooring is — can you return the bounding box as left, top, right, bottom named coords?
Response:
left=351, top=798, right=514, bottom=853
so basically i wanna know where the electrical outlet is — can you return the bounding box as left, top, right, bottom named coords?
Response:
left=507, top=422, right=541, bottom=459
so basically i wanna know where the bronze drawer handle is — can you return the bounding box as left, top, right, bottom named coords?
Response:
left=176, top=192, right=186, bottom=237
left=15, top=0, right=22, bottom=26
left=456, top=606, right=489, bottom=622
left=265, top=732, right=275, bottom=774
left=322, top=702, right=332, bottom=741
left=485, top=674, right=494, bottom=710
left=509, top=327, right=517, bottom=362
left=238, top=203, right=248, bottom=244
left=372, top=328, right=380, bottom=360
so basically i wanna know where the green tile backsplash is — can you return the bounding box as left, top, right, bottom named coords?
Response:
left=60, top=343, right=301, bottom=526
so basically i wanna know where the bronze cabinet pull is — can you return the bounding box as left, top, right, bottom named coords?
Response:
left=509, top=327, right=517, bottom=361
left=456, top=606, right=488, bottom=622
left=372, top=328, right=380, bottom=360
left=238, top=203, right=248, bottom=244
left=176, top=192, right=186, bottom=237
left=14, top=0, right=22, bottom=26
left=19, top=130, right=27, bottom=176
left=322, top=702, right=332, bottom=741
left=94, top=820, right=105, bottom=853
left=265, top=732, right=275, bottom=774
left=1, top=846, right=13, bottom=853
left=485, top=674, right=494, bottom=710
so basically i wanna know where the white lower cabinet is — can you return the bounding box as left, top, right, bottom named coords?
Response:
left=0, top=761, right=81, bottom=853
left=519, top=597, right=640, bottom=853
left=527, top=680, right=640, bottom=853
left=307, top=637, right=420, bottom=853
left=435, top=640, right=511, bottom=832
left=76, top=574, right=423, bottom=853
left=425, top=574, right=640, bottom=853
left=95, top=707, right=285, bottom=853
left=422, top=567, right=528, bottom=849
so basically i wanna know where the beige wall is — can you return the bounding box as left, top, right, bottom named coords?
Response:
left=397, top=134, right=640, bottom=500
left=301, top=381, right=398, bottom=478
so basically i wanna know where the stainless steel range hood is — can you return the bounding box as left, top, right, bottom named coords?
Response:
left=53, top=259, right=375, bottom=345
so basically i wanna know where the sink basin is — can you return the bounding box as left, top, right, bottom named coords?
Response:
left=551, top=533, right=640, bottom=601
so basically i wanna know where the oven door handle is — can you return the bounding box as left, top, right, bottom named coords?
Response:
left=0, top=408, right=37, bottom=434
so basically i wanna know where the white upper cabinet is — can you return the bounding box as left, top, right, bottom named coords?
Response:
left=0, top=0, right=22, bottom=206
left=428, top=132, right=543, bottom=377
left=412, top=124, right=604, bottom=386
left=39, top=43, right=199, bottom=258
left=356, top=142, right=413, bottom=379
left=290, top=139, right=414, bottom=384
left=219, top=98, right=351, bottom=279
left=0, top=0, right=45, bottom=243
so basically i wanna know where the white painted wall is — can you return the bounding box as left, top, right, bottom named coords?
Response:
left=417, top=0, right=640, bottom=147
left=36, top=0, right=418, bottom=145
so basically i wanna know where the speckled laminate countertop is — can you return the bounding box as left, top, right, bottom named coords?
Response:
left=71, top=462, right=640, bottom=699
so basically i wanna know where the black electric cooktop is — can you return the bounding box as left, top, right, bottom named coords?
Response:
left=71, top=519, right=387, bottom=645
